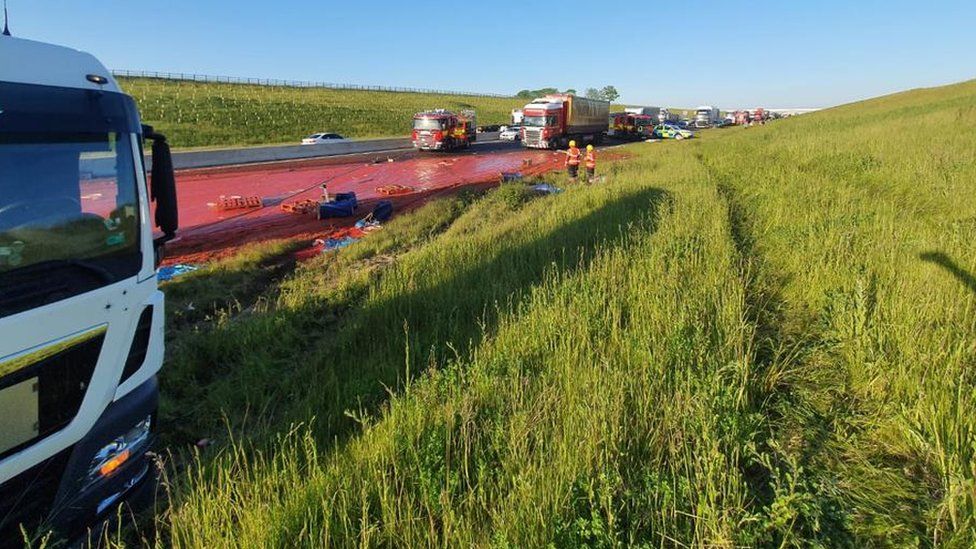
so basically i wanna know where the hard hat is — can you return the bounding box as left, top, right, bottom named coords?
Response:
left=568, top=140, right=576, bottom=147
left=586, top=144, right=594, bottom=151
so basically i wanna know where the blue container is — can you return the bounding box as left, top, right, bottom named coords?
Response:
left=319, top=192, right=358, bottom=219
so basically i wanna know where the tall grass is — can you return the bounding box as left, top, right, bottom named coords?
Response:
left=119, top=78, right=526, bottom=148
left=146, top=79, right=976, bottom=546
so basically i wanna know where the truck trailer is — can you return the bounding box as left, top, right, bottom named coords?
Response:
left=411, top=109, right=477, bottom=151
left=624, top=106, right=661, bottom=119
left=521, top=94, right=610, bottom=150
left=0, top=35, right=178, bottom=543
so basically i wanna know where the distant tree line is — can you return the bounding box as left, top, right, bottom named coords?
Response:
left=515, top=85, right=619, bottom=102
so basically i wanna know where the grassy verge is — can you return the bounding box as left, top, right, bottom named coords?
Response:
left=142, top=79, right=975, bottom=546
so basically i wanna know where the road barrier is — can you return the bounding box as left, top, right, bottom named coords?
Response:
left=141, top=132, right=500, bottom=171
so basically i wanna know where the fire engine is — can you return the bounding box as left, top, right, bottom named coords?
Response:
left=609, top=112, right=655, bottom=140
left=411, top=109, right=477, bottom=151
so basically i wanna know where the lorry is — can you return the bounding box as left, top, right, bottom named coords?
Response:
left=0, top=35, right=178, bottom=543
left=609, top=112, right=656, bottom=140
left=520, top=94, right=610, bottom=150
left=511, top=109, right=524, bottom=125
left=658, top=108, right=680, bottom=124
left=733, top=110, right=751, bottom=126
left=751, top=108, right=768, bottom=125
left=411, top=109, right=476, bottom=151
left=693, top=105, right=722, bottom=128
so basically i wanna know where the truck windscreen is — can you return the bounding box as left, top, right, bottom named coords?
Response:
left=522, top=115, right=558, bottom=127
left=413, top=118, right=445, bottom=131
left=0, top=83, right=143, bottom=318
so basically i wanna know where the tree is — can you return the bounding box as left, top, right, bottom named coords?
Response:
left=600, top=85, right=620, bottom=102
left=565, top=88, right=577, bottom=95
left=585, top=88, right=601, bottom=99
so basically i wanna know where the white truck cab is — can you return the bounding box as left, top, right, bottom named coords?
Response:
left=0, top=35, right=178, bottom=543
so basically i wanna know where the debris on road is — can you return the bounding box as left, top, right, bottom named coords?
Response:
left=216, top=195, right=263, bottom=210
left=280, top=199, right=319, bottom=214
left=376, top=184, right=414, bottom=196
left=318, top=192, right=359, bottom=218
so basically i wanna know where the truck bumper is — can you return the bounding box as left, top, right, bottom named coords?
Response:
left=0, top=377, right=159, bottom=545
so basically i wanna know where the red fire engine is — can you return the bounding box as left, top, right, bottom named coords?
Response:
left=412, top=109, right=477, bottom=151
left=609, top=112, right=655, bottom=140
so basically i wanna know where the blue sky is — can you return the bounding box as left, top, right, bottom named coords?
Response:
left=9, top=0, right=975, bottom=108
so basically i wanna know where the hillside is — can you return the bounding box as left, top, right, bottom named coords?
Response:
left=143, top=80, right=976, bottom=546
left=118, top=77, right=527, bottom=148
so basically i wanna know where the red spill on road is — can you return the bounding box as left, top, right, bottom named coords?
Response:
left=163, top=147, right=566, bottom=263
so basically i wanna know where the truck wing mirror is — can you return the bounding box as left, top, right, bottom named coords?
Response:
left=143, top=126, right=179, bottom=243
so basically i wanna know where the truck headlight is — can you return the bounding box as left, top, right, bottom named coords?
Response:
left=86, top=415, right=152, bottom=485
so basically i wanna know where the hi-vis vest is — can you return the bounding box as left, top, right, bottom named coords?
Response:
left=585, top=150, right=596, bottom=169
left=567, top=146, right=581, bottom=165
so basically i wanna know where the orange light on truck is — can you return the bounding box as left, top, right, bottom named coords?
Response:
left=99, top=449, right=130, bottom=477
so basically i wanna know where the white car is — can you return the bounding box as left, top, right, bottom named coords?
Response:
left=499, top=126, right=521, bottom=141
left=301, top=132, right=346, bottom=145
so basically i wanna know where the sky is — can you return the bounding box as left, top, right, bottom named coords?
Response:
left=7, top=0, right=976, bottom=109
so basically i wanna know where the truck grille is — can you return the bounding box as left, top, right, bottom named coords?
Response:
left=523, top=128, right=544, bottom=147
left=0, top=328, right=105, bottom=460
left=0, top=447, right=72, bottom=547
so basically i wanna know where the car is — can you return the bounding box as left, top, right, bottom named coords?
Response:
left=301, top=132, right=346, bottom=145
left=499, top=126, right=521, bottom=141
left=652, top=124, right=695, bottom=140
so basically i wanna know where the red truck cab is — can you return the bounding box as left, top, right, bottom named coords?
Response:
left=521, top=94, right=609, bottom=150
left=411, top=110, right=476, bottom=151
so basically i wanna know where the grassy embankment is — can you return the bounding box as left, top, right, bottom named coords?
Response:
left=119, top=77, right=526, bottom=148
left=137, top=79, right=974, bottom=547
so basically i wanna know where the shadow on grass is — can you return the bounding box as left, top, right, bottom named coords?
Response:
left=285, top=186, right=669, bottom=444
left=920, top=251, right=976, bottom=295
left=161, top=186, right=668, bottom=457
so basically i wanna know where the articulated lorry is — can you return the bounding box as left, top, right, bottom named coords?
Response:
left=0, top=35, right=178, bottom=543
left=693, top=105, right=722, bottom=128
left=521, top=94, right=609, bottom=150
left=412, top=109, right=476, bottom=151
left=658, top=108, right=680, bottom=124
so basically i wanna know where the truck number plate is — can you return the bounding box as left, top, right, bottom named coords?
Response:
left=0, top=378, right=40, bottom=454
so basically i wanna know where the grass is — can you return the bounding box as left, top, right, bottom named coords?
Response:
left=124, top=79, right=976, bottom=547
left=118, top=77, right=527, bottom=148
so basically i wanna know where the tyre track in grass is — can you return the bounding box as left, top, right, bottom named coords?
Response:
left=700, top=151, right=855, bottom=546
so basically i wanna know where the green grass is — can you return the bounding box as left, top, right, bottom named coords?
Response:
left=129, top=79, right=976, bottom=547
left=119, top=77, right=527, bottom=148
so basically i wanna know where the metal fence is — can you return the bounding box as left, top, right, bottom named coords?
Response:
left=111, top=69, right=513, bottom=99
